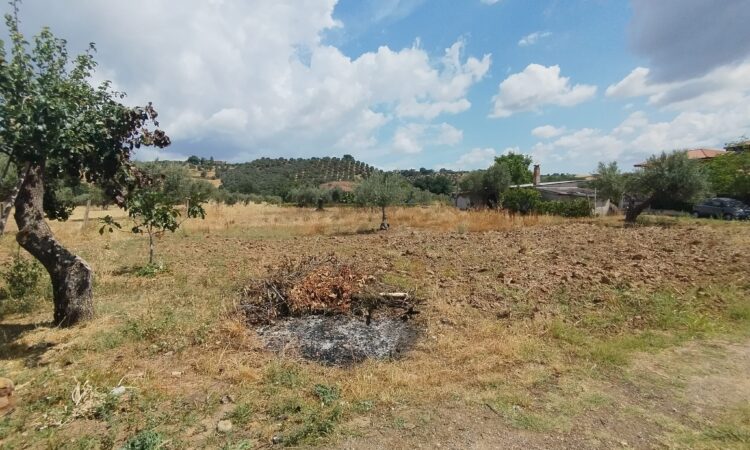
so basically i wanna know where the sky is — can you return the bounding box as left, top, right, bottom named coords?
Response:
left=12, top=0, right=750, bottom=174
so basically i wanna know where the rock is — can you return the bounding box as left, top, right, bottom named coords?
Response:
left=110, top=386, right=127, bottom=397
left=171, top=371, right=182, bottom=377
left=0, top=378, right=13, bottom=398
left=216, top=419, right=233, bottom=433
left=0, top=377, right=15, bottom=412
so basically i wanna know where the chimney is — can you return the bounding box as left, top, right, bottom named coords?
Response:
left=533, top=164, right=541, bottom=186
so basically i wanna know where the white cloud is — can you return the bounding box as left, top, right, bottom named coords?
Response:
left=444, top=146, right=523, bottom=170
left=490, top=64, right=597, bottom=118
left=531, top=125, right=566, bottom=139
left=392, top=123, right=463, bottom=154
left=518, top=31, right=551, bottom=47
left=605, top=67, right=653, bottom=98
left=480, top=0, right=502, bottom=4
left=529, top=101, right=750, bottom=173
left=17, top=0, right=490, bottom=162
left=607, top=62, right=750, bottom=112
left=450, top=147, right=498, bottom=170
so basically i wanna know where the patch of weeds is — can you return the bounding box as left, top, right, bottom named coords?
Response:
left=489, top=399, right=554, bottom=432
left=123, top=310, right=177, bottom=342
left=352, top=400, right=374, bottom=413
left=265, top=362, right=305, bottom=389
left=392, top=417, right=406, bottom=429
left=94, top=394, right=119, bottom=421
left=120, top=429, right=163, bottom=450
left=92, top=330, right=125, bottom=351
left=269, top=396, right=306, bottom=420
left=518, top=339, right=552, bottom=363
left=589, top=332, right=674, bottom=367
left=313, top=384, right=340, bottom=406
left=548, top=320, right=586, bottom=346
left=134, top=262, right=166, bottom=278
left=226, top=403, right=253, bottom=426
left=581, top=392, right=611, bottom=408
left=727, top=301, right=750, bottom=324
left=281, top=406, right=342, bottom=446
left=698, top=404, right=750, bottom=446
left=221, top=441, right=254, bottom=450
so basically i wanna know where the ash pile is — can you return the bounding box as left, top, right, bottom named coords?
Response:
left=239, top=255, right=422, bottom=366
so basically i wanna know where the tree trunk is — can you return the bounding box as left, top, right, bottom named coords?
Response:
left=14, top=164, right=94, bottom=327
left=148, top=229, right=155, bottom=265
left=81, top=198, right=91, bottom=230
left=624, top=197, right=651, bottom=224
left=379, top=205, right=389, bottom=230
left=0, top=176, right=24, bottom=236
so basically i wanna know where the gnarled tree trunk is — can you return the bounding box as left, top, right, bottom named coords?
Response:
left=379, top=205, right=389, bottom=230
left=14, top=164, right=94, bottom=326
left=624, top=196, right=652, bottom=224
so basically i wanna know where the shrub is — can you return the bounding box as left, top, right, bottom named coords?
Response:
left=2, top=255, right=43, bottom=299
left=502, top=188, right=541, bottom=214
left=121, top=430, right=163, bottom=450
left=538, top=199, right=591, bottom=217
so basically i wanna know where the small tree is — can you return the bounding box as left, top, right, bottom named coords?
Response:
left=458, top=162, right=511, bottom=208
left=0, top=6, right=170, bottom=326
left=589, top=161, right=626, bottom=206
left=495, top=152, right=533, bottom=186
left=624, top=151, right=709, bottom=223
left=102, top=187, right=205, bottom=265
left=502, top=188, right=541, bottom=214
left=355, top=172, right=406, bottom=230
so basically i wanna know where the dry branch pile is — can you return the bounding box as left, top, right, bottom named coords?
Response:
left=239, top=255, right=418, bottom=325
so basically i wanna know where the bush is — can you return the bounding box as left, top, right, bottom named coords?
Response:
left=2, top=255, right=43, bottom=299
left=502, top=188, right=541, bottom=214
left=537, top=199, right=592, bottom=217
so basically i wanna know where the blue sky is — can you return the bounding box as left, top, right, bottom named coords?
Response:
left=14, top=0, right=750, bottom=174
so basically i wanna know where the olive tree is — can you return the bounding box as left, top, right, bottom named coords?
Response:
left=0, top=7, right=170, bottom=326
left=624, top=151, right=709, bottom=223
left=355, top=172, right=406, bottom=230
left=589, top=161, right=626, bottom=206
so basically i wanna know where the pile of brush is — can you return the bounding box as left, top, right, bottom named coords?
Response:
left=239, top=254, right=418, bottom=325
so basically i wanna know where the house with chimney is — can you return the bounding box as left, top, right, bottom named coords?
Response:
left=454, top=164, right=612, bottom=214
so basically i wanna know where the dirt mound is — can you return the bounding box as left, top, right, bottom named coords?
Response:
left=239, top=255, right=422, bottom=366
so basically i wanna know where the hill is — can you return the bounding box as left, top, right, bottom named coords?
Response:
left=215, top=155, right=376, bottom=197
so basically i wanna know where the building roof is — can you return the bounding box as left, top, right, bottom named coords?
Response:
left=634, top=148, right=725, bottom=167
left=536, top=186, right=595, bottom=197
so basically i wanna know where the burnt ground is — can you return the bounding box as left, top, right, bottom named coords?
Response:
left=258, top=315, right=422, bottom=366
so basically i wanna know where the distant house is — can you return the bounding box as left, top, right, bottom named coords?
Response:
left=634, top=148, right=725, bottom=167
left=533, top=182, right=611, bottom=215
left=454, top=164, right=610, bottom=214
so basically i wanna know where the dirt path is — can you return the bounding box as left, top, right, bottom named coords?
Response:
left=335, top=338, right=750, bottom=449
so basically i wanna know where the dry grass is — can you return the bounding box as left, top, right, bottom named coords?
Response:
left=1, top=203, right=749, bottom=448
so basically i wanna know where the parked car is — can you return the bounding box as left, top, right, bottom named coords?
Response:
left=692, top=198, right=750, bottom=220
